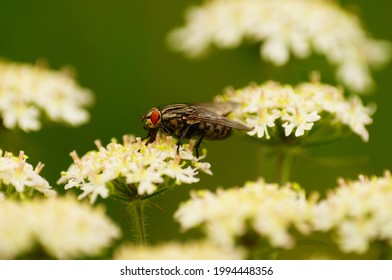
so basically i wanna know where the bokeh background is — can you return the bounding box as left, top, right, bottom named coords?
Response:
left=0, top=0, right=391, bottom=244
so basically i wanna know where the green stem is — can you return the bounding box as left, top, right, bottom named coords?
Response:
left=141, top=186, right=171, bottom=200
left=130, top=200, right=147, bottom=246
left=277, top=148, right=294, bottom=185
left=378, top=241, right=392, bottom=260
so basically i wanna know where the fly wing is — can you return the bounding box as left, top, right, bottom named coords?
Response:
left=187, top=106, right=251, bottom=131
left=193, top=102, right=241, bottom=116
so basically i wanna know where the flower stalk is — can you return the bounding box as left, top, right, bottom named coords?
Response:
left=130, top=200, right=147, bottom=246
left=276, top=147, right=294, bottom=185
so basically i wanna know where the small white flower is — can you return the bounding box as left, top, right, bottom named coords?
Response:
left=335, top=96, right=375, bottom=142
left=163, top=159, right=199, bottom=185
left=246, top=108, right=280, bottom=139
left=126, top=165, right=163, bottom=195
left=0, top=150, right=56, bottom=198
left=261, top=37, right=290, bottom=66
left=78, top=175, right=110, bottom=204
left=337, top=62, right=373, bottom=93
left=338, top=220, right=377, bottom=254
left=194, top=161, right=213, bottom=176
left=281, top=107, right=321, bottom=137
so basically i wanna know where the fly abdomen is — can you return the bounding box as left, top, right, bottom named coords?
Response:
left=200, top=122, right=232, bottom=140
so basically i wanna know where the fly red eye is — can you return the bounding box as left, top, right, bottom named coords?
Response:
left=150, top=110, right=160, bottom=124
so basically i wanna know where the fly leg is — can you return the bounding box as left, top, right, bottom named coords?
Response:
left=177, top=125, right=192, bottom=154
left=194, top=132, right=205, bottom=158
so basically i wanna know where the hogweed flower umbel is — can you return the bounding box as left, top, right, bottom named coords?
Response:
left=0, top=196, right=120, bottom=259
left=0, top=150, right=56, bottom=199
left=313, top=171, right=392, bottom=254
left=215, top=80, right=375, bottom=143
left=115, top=241, right=244, bottom=260
left=175, top=178, right=313, bottom=250
left=168, top=0, right=391, bottom=93
left=0, top=60, right=93, bottom=131
left=58, top=134, right=212, bottom=204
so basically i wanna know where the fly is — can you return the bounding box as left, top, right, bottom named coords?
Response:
left=141, top=102, right=251, bottom=157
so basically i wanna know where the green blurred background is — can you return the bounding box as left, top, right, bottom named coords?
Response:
left=0, top=0, right=391, bottom=244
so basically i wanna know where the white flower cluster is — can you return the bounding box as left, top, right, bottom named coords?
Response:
left=215, top=80, right=374, bottom=142
left=175, top=179, right=313, bottom=249
left=0, top=196, right=120, bottom=259
left=0, top=150, right=56, bottom=198
left=176, top=172, right=392, bottom=255
left=168, top=0, right=391, bottom=93
left=313, top=171, right=392, bottom=254
left=0, top=60, right=93, bottom=131
left=58, top=134, right=212, bottom=204
left=115, top=241, right=244, bottom=260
